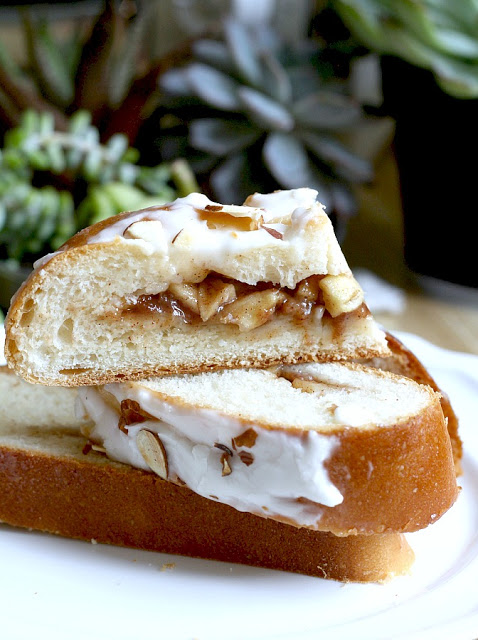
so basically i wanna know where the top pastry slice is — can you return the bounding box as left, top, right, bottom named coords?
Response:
left=5, top=189, right=389, bottom=386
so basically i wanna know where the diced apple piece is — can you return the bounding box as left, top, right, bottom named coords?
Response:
left=218, top=289, right=286, bottom=331
left=319, top=274, right=364, bottom=317
left=169, top=283, right=200, bottom=314
left=198, top=280, right=236, bottom=321
left=296, top=276, right=322, bottom=303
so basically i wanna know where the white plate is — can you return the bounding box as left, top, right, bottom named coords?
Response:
left=1, top=331, right=478, bottom=640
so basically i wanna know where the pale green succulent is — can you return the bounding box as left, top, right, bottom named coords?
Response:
left=159, top=19, right=375, bottom=228
left=333, top=0, right=478, bottom=98
left=0, top=110, right=198, bottom=263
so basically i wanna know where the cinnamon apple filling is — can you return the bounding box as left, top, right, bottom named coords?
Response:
left=123, top=273, right=366, bottom=332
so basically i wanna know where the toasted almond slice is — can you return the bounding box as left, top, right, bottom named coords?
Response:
left=170, top=227, right=195, bottom=249
left=232, top=428, right=258, bottom=449
left=201, top=211, right=263, bottom=231
left=169, top=283, right=200, bottom=314
left=123, top=220, right=166, bottom=248
left=198, top=280, right=236, bottom=321
left=217, top=204, right=264, bottom=221
left=319, top=274, right=364, bottom=317
left=221, top=453, right=232, bottom=476
left=218, top=289, right=286, bottom=331
left=200, top=203, right=264, bottom=231
left=136, top=430, right=168, bottom=480
left=91, top=443, right=107, bottom=454
left=261, top=225, right=283, bottom=239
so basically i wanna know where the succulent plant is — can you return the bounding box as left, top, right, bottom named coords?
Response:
left=0, top=1, right=189, bottom=144
left=156, top=18, right=377, bottom=232
left=333, top=0, right=478, bottom=99
left=0, top=110, right=198, bottom=263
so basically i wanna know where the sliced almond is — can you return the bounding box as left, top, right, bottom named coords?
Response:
left=239, top=451, right=254, bottom=466
left=91, top=443, right=107, bottom=454
left=169, top=283, right=200, bottom=314
left=123, top=220, right=166, bottom=247
left=233, top=428, right=258, bottom=449
left=218, top=289, right=286, bottom=331
left=200, top=203, right=264, bottom=231
left=221, top=453, right=232, bottom=476
left=170, top=227, right=195, bottom=249
left=216, top=204, right=264, bottom=220
left=198, top=280, right=236, bottom=321
left=136, top=430, right=169, bottom=480
left=118, top=398, right=153, bottom=433
left=319, top=274, right=364, bottom=317
left=82, top=441, right=106, bottom=455
left=262, top=225, right=283, bottom=239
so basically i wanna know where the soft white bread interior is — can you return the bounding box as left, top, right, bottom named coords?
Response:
left=0, top=367, right=87, bottom=431
left=0, top=365, right=414, bottom=583
left=5, top=189, right=388, bottom=386
left=80, top=361, right=458, bottom=535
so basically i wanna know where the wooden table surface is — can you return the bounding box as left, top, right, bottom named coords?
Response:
left=375, top=292, right=478, bottom=356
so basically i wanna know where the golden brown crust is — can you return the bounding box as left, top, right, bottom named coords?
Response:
left=361, top=333, right=463, bottom=475
left=9, top=345, right=389, bottom=387
left=320, top=399, right=458, bottom=534
left=0, top=434, right=414, bottom=582
left=93, top=364, right=458, bottom=535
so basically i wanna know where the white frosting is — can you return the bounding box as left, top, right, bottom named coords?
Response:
left=89, top=189, right=319, bottom=247
left=31, top=189, right=351, bottom=289
left=77, top=383, right=343, bottom=528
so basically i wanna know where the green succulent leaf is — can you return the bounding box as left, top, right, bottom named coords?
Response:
left=106, top=134, right=129, bottom=163
left=210, top=152, right=259, bottom=204
left=0, top=110, right=198, bottom=262
left=263, top=132, right=309, bottom=188
left=263, top=132, right=331, bottom=207
left=158, top=16, right=373, bottom=218
left=238, top=87, right=294, bottom=131
left=224, top=19, right=263, bottom=86
left=190, top=118, right=260, bottom=156
left=0, top=39, right=22, bottom=79
left=260, top=51, right=292, bottom=103
left=109, top=5, right=153, bottom=107
left=69, top=110, right=92, bottom=134
left=186, top=63, right=241, bottom=111
left=160, top=68, right=194, bottom=96
left=22, top=14, right=75, bottom=108
left=0, top=203, right=6, bottom=232
left=192, top=39, right=235, bottom=75
left=293, top=92, right=362, bottom=130
left=303, top=132, right=373, bottom=183
left=334, top=0, right=478, bottom=98
left=169, top=158, right=200, bottom=197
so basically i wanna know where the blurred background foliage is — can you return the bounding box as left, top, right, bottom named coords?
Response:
left=0, top=0, right=391, bottom=265
left=4, top=0, right=449, bottom=308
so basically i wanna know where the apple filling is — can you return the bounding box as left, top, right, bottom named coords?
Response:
left=123, top=273, right=366, bottom=332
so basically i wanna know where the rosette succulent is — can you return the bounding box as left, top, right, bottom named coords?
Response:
left=0, top=110, right=197, bottom=263
left=158, top=19, right=376, bottom=232
left=333, top=0, right=478, bottom=98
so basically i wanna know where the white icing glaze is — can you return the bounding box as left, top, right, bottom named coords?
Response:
left=31, top=189, right=353, bottom=289
left=77, top=383, right=343, bottom=528
left=89, top=189, right=320, bottom=248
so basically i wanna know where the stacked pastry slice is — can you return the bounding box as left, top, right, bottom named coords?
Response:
left=2, top=189, right=459, bottom=582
